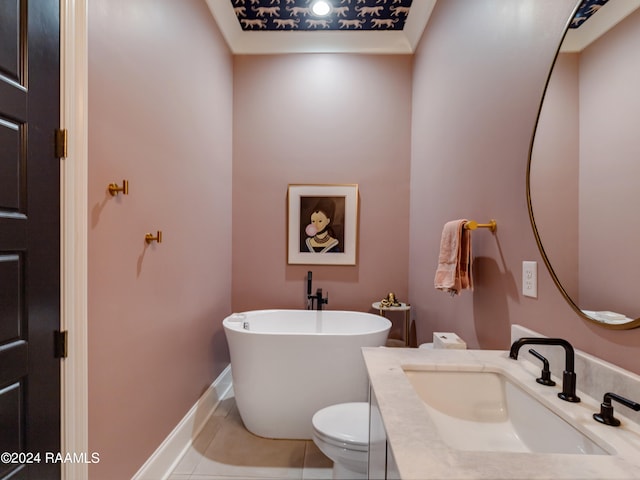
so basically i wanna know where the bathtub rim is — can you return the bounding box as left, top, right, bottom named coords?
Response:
left=222, top=308, right=392, bottom=336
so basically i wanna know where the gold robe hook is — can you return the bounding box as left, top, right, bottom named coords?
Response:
left=108, top=180, right=129, bottom=196
left=145, top=231, right=162, bottom=244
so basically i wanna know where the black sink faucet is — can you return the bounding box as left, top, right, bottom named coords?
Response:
left=509, top=337, right=581, bottom=403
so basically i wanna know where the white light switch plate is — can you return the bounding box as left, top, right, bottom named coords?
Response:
left=522, top=261, right=537, bottom=298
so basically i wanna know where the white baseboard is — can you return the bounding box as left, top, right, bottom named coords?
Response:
left=131, top=364, right=233, bottom=480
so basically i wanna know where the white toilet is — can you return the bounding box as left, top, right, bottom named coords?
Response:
left=312, top=402, right=369, bottom=480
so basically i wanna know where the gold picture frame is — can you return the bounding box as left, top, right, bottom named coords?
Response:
left=287, top=184, right=358, bottom=265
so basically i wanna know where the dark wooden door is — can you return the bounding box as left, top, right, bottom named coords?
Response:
left=0, top=0, right=61, bottom=478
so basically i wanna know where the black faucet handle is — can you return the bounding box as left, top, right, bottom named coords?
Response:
left=594, top=392, right=640, bottom=427
left=528, top=349, right=556, bottom=387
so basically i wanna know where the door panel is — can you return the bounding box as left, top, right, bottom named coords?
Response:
left=0, top=0, right=61, bottom=478
left=0, top=254, right=22, bottom=341
left=0, top=0, right=21, bottom=81
left=0, top=120, right=22, bottom=209
left=0, top=383, right=22, bottom=452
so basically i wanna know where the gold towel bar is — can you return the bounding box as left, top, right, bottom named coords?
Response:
left=464, top=219, right=497, bottom=233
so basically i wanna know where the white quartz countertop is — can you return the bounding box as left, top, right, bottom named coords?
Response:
left=363, top=347, right=640, bottom=479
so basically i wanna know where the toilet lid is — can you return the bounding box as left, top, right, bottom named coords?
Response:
left=312, top=402, right=369, bottom=447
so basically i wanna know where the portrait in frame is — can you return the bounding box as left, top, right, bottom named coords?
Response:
left=287, top=184, right=358, bottom=265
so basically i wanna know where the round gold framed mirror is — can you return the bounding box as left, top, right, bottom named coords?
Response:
left=527, top=0, right=640, bottom=329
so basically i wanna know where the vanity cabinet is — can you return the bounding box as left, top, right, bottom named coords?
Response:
left=369, top=387, right=400, bottom=479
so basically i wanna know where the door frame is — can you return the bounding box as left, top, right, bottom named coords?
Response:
left=60, top=1, right=89, bottom=479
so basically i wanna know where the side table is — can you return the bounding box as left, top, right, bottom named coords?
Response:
left=372, top=301, right=411, bottom=347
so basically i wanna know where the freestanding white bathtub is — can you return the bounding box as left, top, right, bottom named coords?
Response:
left=223, top=309, right=391, bottom=439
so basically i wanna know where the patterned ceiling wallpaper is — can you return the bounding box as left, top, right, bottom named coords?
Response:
left=570, top=0, right=609, bottom=28
left=231, top=0, right=413, bottom=31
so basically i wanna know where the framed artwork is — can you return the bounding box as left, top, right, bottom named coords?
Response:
left=287, top=184, right=358, bottom=265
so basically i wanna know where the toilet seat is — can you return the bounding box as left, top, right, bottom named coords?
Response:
left=312, top=402, right=369, bottom=452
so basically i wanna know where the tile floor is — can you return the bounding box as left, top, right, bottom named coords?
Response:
left=168, top=389, right=334, bottom=480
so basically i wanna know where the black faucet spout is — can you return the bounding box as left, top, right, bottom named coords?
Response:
left=509, top=337, right=575, bottom=371
left=509, top=337, right=580, bottom=403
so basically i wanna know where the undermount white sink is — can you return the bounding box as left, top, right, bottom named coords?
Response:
left=403, top=368, right=610, bottom=455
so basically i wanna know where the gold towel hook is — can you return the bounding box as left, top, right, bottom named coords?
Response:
left=108, top=180, right=129, bottom=196
left=464, top=219, right=497, bottom=233
left=145, top=231, right=162, bottom=244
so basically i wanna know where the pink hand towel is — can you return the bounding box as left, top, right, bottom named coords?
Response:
left=459, top=222, right=473, bottom=291
left=434, top=219, right=473, bottom=295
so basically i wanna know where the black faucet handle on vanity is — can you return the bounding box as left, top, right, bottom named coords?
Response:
left=593, top=392, right=640, bottom=427
left=528, top=349, right=556, bottom=387
left=509, top=337, right=580, bottom=403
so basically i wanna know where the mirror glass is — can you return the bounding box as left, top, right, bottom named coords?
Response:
left=528, top=0, right=640, bottom=329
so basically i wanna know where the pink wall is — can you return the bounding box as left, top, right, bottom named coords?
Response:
left=232, top=55, right=412, bottom=329
left=87, top=1, right=233, bottom=478
left=409, top=0, right=640, bottom=374
left=578, top=9, right=640, bottom=316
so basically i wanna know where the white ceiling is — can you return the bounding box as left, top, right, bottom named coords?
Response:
left=561, top=0, right=640, bottom=52
left=204, top=0, right=437, bottom=54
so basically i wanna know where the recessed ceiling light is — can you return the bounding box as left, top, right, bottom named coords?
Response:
left=311, top=0, right=332, bottom=17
